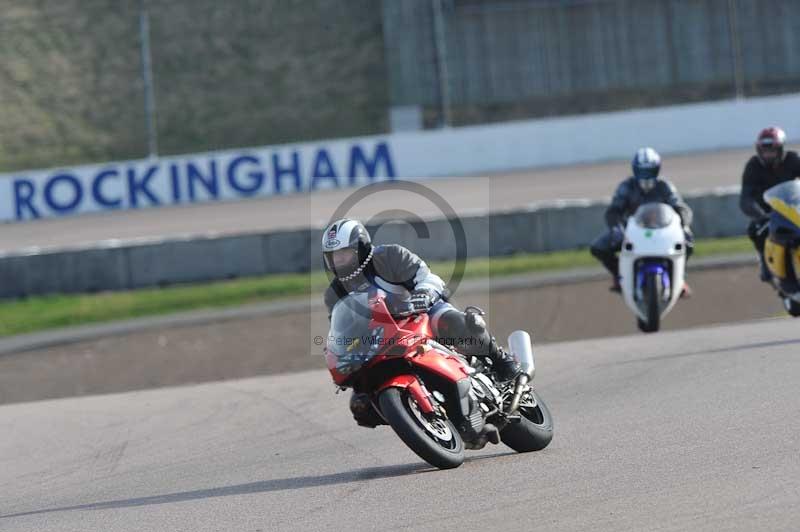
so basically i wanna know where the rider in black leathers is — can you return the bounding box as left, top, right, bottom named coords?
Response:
left=590, top=147, right=694, bottom=293
left=739, top=127, right=800, bottom=281
left=321, top=218, right=520, bottom=442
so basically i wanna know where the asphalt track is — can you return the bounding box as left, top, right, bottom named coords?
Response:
left=0, top=148, right=750, bottom=252
left=2, top=317, right=799, bottom=532
left=0, top=260, right=782, bottom=405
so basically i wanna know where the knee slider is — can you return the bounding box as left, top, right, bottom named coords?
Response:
left=436, top=309, right=489, bottom=357
left=464, top=306, right=487, bottom=333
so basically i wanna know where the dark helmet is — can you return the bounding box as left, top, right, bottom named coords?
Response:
left=632, top=147, right=661, bottom=192
left=321, top=218, right=373, bottom=282
left=756, top=127, right=786, bottom=166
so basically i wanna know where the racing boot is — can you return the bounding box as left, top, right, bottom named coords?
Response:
left=758, top=254, right=772, bottom=283
left=599, top=257, right=621, bottom=292
left=680, top=281, right=693, bottom=299
left=609, top=276, right=622, bottom=293
left=349, top=392, right=380, bottom=428
left=487, top=337, right=521, bottom=383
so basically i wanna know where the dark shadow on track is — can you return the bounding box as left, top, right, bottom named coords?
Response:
left=1, top=451, right=517, bottom=519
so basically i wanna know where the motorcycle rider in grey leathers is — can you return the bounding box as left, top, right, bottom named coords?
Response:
left=321, top=218, right=520, bottom=443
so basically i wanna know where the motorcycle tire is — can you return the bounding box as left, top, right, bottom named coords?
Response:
left=378, top=387, right=464, bottom=470
left=637, top=271, right=661, bottom=333
left=500, top=389, right=554, bottom=453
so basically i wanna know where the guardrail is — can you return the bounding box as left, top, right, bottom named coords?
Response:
left=0, top=188, right=747, bottom=298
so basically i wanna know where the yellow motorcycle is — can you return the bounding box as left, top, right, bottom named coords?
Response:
left=763, top=179, right=800, bottom=316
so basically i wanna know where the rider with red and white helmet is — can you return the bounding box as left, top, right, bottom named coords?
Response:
left=740, top=127, right=800, bottom=281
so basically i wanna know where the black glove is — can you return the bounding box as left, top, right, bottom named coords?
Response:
left=409, top=288, right=439, bottom=313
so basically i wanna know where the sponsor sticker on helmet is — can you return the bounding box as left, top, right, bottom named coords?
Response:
left=325, top=227, right=341, bottom=248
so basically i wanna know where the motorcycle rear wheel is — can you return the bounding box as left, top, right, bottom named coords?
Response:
left=379, top=387, right=464, bottom=470
left=500, top=389, right=554, bottom=452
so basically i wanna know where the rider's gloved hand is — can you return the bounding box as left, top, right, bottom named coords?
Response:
left=409, top=288, right=439, bottom=312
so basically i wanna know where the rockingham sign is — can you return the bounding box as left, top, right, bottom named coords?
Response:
left=2, top=91, right=799, bottom=223
left=0, top=139, right=396, bottom=222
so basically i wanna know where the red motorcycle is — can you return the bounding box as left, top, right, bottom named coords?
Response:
left=324, top=290, right=553, bottom=469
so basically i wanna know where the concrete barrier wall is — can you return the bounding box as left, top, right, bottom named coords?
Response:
left=0, top=189, right=749, bottom=298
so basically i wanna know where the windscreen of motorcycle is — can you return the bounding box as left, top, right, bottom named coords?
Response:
left=326, top=292, right=385, bottom=376
left=633, top=203, right=675, bottom=229
left=764, top=180, right=800, bottom=229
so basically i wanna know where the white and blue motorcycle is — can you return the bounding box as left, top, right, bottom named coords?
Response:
left=619, top=203, right=688, bottom=333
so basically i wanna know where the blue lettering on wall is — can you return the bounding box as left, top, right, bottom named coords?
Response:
left=272, top=151, right=302, bottom=194
left=13, top=179, right=39, bottom=220
left=310, top=148, right=339, bottom=190
left=348, top=142, right=395, bottom=185
left=91, top=169, right=122, bottom=209
left=3, top=141, right=399, bottom=222
left=227, top=156, right=265, bottom=196
left=169, top=163, right=182, bottom=203
left=127, top=165, right=161, bottom=208
left=187, top=160, right=220, bottom=201
left=44, top=173, right=84, bottom=214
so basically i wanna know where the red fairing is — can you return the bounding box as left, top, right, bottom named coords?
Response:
left=378, top=374, right=435, bottom=413
left=325, top=293, right=469, bottom=388
left=368, top=296, right=434, bottom=345
left=408, top=348, right=472, bottom=382
left=368, top=298, right=469, bottom=380
left=325, top=348, right=351, bottom=386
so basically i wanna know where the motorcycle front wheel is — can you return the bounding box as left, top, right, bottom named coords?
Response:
left=378, top=387, right=464, bottom=470
left=637, top=271, right=661, bottom=333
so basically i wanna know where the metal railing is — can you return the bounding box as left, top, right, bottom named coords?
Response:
left=1, top=0, right=798, bottom=172
left=382, top=0, right=800, bottom=126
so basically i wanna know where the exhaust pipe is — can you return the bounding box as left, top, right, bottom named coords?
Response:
left=505, top=330, right=535, bottom=414
left=505, top=373, right=529, bottom=414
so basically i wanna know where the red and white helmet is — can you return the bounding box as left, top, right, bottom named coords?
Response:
left=755, top=127, right=786, bottom=166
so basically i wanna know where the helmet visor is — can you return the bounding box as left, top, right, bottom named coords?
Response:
left=325, top=248, right=359, bottom=277
left=638, top=177, right=657, bottom=192
left=758, top=145, right=780, bottom=164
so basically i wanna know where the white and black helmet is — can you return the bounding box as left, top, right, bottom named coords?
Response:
left=632, top=147, right=661, bottom=192
left=322, top=218, right=373, bottom=282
